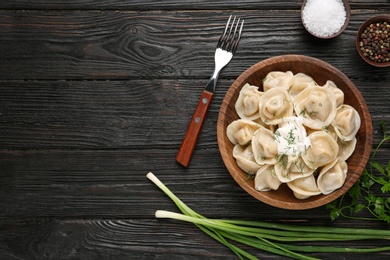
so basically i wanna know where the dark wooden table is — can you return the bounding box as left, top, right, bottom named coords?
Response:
left=0, top=1, right=389, bottom=259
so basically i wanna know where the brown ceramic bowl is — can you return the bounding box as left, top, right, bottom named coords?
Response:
left=356, top=15, right=390, bottom=67
left=217, top=55, right=372, bottom=210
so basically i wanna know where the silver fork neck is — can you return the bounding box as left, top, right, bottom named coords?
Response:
left=204, top=48, right=233, bottom=93
left=204, top=70, right=219, bottom=93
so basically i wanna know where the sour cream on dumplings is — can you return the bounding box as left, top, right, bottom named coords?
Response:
left=274, top=117, right=311, bottom=156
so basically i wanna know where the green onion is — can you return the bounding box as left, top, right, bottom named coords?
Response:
left=147, top=172, right=390, bottom=260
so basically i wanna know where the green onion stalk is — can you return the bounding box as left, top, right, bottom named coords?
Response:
left=147, top=172, right=390, bottom=260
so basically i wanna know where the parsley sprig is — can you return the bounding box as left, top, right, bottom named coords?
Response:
left=327, top=121, right=390, bottom=223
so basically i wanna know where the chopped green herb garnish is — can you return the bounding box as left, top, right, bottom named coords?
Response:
left=309, top=111, right=318, bottom=116
left=245, top=173, right=256, bottom=181
left=277, top=154, right=289, bottom=169
left=323, top=125, right=330, bottom=132
left=286, top=126, right=297, bottom=145
left=299, top=109, right=308, bottom=118
left=274, top=131, right=281, bottom=143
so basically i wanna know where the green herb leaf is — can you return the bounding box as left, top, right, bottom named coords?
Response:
left=374, top=197, right=385, bottom=216
left=381, top=183, right=390, bottom=193
left=354, top=204, right=365, bottom=213
left=371, top=161, right=385, bottom=175
left=347, top=181, right=361, bottom=203
left=327, top=122, right=390, bottom=223
left=386, top=161, right=390, bottom=178
left=329, top=208, right=341, bottom=221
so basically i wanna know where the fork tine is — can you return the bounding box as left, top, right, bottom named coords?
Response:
left=217, top=15, right=244, bottom=54
left=231, top=19, right=244, bottom=54
left=216, top=15, right=232, bottom=49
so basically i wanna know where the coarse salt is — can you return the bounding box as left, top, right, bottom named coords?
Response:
left=302, top=0, right=346, bottom=38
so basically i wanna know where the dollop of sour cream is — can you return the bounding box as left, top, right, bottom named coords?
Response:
left=274, top=117, right=311, bottom=156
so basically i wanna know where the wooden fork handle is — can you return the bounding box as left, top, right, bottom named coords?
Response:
left=176, top=90, right=214, bottom=167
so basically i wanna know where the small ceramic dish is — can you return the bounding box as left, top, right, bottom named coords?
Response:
left=301, top=0, right=351, bottom=39
left=356, top=15, right=390, bottom=67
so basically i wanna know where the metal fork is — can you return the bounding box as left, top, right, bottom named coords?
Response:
left=176, top=16, right=244, bottom=167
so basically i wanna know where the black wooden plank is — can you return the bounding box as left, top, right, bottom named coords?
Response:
left=0, top=218, right=389, bottom=260
left=0, top=148, right=329, bottom=219
left=0, top=218, right=242, bottom=260
left=0, top=146, right=389, bottom=219
left=0, top=0, right=388, bottom=10
left=0, top=10, right=390, bottom=80
left=0, top=79, right=388, bottom=149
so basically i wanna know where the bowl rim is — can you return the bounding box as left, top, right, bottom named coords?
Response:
left=356, top=14, right=390, bottom=67
left=217, top=54, right=373, bottom=210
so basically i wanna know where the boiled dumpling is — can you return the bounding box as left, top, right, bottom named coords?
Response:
left=323, top=125, right=339, bottom=141
left=302, top=131, right=339, bottom=169
left=235, top=83, right=263, bottom=120
left=254, top=164, right=281, bottom=191
left=317, top=158, right=348, bottom=195
left=253, top=117, right=277, bottom=132
left=227, top=119, right=260, bottom=145
left=294, top=86, right=337, bottom=129
left=323, top=80, right=344, bottom=108
left=259, top=87, right=294, bottom=125
left=274, top=155, right=315, bottom=183
left=338, top=137, right=357, bottom=161
left=306, top=125, right=338, bottom=141
left=263, top=71, right=294, bottom=92
left=288, top=73, right=317, bottom=98
left=287, top=174, right=321, bottom=199
left=233, top=144, right=261, bottom=175
left=251, top=127, right=278, bottom=165
left=332, top=105, right=361, bottom=142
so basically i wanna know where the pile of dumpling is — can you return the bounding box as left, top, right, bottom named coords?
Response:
left=226, top=71, right=361, bottom=199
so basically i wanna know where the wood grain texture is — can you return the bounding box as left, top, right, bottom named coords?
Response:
left=0, top=11, right=389, bottom=80
left=0, top=79, right=388, bottom=149
left=0, top=0, right=389, bottom=10
left=0, top=218, right=389, bottom=260
left=0, top=2, right=390, bottom=259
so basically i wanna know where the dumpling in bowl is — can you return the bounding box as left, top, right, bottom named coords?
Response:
left=317, top=158, right=348, bottom=195
left=302, top=131, right=339, bottom=169
left=287, top=174, right=321, bottom=200
left=288, top=72, right=318, bottom=98
left=227, top=119, right=260, bottom=145
left=259, top=87, right=293, bottom=125
left=338, top=137, right=357, bottom=161
left=233, top=144, right=261, bottom=175
left=274, top=156, right=315, bottom=183
left=322, top=80, right=344, bottom=108
left=332, top=105, right=361, bottom=142
left=254, top=164, right=281, bottom=191
left=263, top=71, right=294, bottom=92
left=306, top=124, right=338, bottom=141
left=294, top=86, right=337, bottom=129
left=235, top=83, right=263, bottom=120
left=251, top=127, right=278, bottom=165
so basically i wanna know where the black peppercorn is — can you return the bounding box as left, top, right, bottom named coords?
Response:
left=359, top=21, right=390, bottom=63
